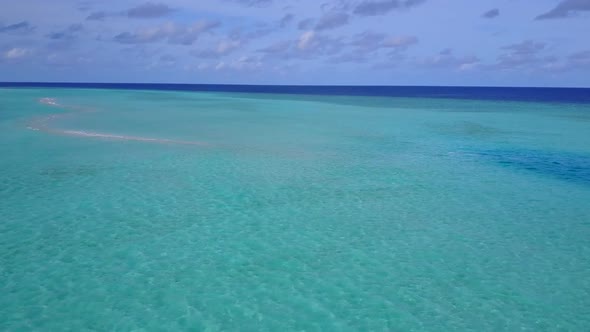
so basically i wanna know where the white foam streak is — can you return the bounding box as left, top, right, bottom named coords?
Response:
left=31, top=97, right=209, bottom=147
left=39, top=97, right=58, bottom=106
left=60, top=130, right=208, bottom=146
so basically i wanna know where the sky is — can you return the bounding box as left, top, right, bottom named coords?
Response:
left=0, top=0, right=589, bottom=87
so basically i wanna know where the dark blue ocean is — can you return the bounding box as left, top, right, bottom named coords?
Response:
left=2, top=82, right=589, bottom=103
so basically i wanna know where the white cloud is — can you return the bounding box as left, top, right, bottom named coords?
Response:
left=382, top=36, right=418, bottom=49
left=197, top=55, right=263, bottom=72
left=215, top=61, right=226, bottom=70
left=192, top=39, right=242, bottom=58
left=114, top=21, right=220, bottom=45
left=232, top=56, right=263, bottom=70
left=418, top=49, right=480, bottom=70
left=3, top=48, right=30, bottom=59
left=297, top=31, right=315, bottom=50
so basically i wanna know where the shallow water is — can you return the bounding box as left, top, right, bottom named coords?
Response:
left=1, top=88, right=590, bottom=331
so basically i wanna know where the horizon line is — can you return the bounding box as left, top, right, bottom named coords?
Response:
left=1, top=82, right=589, bottom=89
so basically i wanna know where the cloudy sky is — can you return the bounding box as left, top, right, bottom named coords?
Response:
left=1, top=0, right=589, bottom=86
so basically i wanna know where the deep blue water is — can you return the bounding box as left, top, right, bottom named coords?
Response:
left=474, top=149, right=590, bottom=186
left=2, top=82, right=589, bottom=104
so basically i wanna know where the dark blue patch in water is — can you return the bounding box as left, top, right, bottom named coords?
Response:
left=476, top=149, right=590, bottom=185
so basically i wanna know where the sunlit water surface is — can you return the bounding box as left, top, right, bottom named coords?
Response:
left=1, top=88, right=590, bottom=331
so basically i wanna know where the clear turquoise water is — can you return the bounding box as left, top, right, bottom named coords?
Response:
left=1, top=88, right=590, bottom=331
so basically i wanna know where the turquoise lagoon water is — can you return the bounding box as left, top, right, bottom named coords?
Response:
left=1, top=87, right=590, bottom=331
